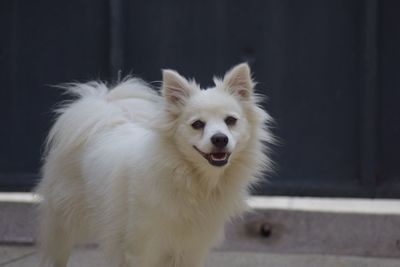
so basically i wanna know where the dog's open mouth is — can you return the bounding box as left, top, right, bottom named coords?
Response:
left=194, top=146, right=231, bottom=167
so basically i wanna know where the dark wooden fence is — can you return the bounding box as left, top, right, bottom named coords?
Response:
left=1, top=0, right=399, bottom=197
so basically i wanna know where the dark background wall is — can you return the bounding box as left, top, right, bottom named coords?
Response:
left=0, top=0, right=399, bottom=198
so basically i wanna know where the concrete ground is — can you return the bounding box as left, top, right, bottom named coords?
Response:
left=1, top=245, right=400, bottom=267
left=2, top=194, right=400, bottom=266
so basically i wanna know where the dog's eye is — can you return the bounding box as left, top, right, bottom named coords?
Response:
left=225, top=116, right=237, bottom=126
left=191, top=120, right=205, bottom=130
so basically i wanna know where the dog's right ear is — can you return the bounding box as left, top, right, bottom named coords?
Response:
left=162, top=70, right=194, bottom=109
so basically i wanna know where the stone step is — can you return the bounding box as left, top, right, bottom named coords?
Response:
left=1, top=246, right=400, bottom=267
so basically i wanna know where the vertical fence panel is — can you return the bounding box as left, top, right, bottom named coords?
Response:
left=0, top=0, right=110, bottom=190
left=359, top=0, right=379, bottom=193
left=377, top=0, right=400, bottom=197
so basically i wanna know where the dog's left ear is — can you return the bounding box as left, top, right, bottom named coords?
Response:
left=223, top=63, right=254, bottom=100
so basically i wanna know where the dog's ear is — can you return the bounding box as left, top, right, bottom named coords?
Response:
left=222, top=63, right=254, bottom=100
left=162, top=69, right=194, bottom=108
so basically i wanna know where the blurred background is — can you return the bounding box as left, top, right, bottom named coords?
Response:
left=1, top=0, right=399, bottom=197
left=0, top=1, right=400, bottom=266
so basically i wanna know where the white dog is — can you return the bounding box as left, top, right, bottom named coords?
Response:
left=36, top=63, right=273, bottom=267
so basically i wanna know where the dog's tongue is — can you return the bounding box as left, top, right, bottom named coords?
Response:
left=211, top=153, right=227, bottom=160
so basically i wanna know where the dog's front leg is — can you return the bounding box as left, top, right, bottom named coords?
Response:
left=176, top=247, right=209, bottom=267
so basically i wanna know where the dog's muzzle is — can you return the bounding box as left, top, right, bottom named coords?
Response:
left=193, top=146, right=231, bottom=167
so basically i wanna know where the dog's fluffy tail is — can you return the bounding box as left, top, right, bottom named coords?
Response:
left=44, top=78, right=158, bottom=157
left=37, top=78, right=160, bottom=266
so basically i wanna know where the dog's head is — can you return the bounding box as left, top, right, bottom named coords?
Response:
left=161, top=63, right=265, bottom=170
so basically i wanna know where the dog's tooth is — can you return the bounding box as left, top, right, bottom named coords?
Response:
left=211, top=153, right=227, bottom=161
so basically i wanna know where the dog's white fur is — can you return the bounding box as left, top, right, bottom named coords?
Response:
left=36, top=63, right=273, bottom=267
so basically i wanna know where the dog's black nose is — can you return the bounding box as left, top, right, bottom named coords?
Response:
left=211, top=133, right=228, bottom=148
